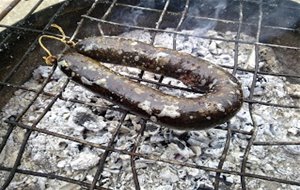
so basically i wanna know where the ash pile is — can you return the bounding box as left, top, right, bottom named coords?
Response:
left=0, top=0, right=300, bottom=190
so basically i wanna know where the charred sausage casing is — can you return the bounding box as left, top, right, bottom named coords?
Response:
left=59, top=37, right=243, bottom=130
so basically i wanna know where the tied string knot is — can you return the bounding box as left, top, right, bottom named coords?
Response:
left=38, top=24, right=76, bottom=65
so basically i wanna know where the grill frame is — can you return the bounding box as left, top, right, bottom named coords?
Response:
left=0, top=0, right=299, bottom=189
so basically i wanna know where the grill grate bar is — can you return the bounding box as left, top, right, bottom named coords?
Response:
left=235, top=0, right=300, bottom=10
left=90, top=1, right=137, bottom=188
left=3, top=120, right=247, bottom=158
left=214, top=124, right=232, bottom=189
left=130, top=120, right=146, bottom=190
left=0, top=2, right=72, bottom=187
left=53, top=1, right=130, bottom=189
left=90, top=112, right=127, bottom=189
left=1, top=74, right=299, bottom=113
left=0, top=0, right=299, bottom=189
left=1, top=13, right=299, bottom=81
left=0, top=166, right=109, bottom=190
left=243, top=99, right=300, bottom=109
left=220, top=64, right=300, bottom=79
left=0, top=0, right=22, bottom=22
left=1, top=18, right=299, bottom=81
left=173, top=0, right=190, bottom=50
left=82, top=15, right=300, bottom=50
left=0, top=0, right=298, bottom=45
left=215, top=1, right=245, bottom=188
left=116, top=2, right=299, bottom=31
left=0, top=0, right=101, bottom=189
left=1, top=9, right=299, bottom=50
left=0, top=0, right=44, bottom=47
left=253, top=141, right=300, bottom=146
left=0, top=1, right=70, bottom=84
left=4, top=104, right=253, bottom=139
left=1, top=71, right=68, bottom=189
left=0, top=24, right=67, bottom=37
left=155, top=0, right=170, bottom=29
left=123, top=0, right=173, bottom=187
left=115, top=2, right=242, bottom=26
left=5, top=119, right=110, bottom=149
left=97, top=0, right=118, bottom=36
left=232, top=0, right=244, bottom=76
left=0, top=81, right=121, bottom=111
left=102, top=0, right=118, bottom=20
left=5, top=119, right=300, bottom=187
left=240, top=1, right=263, bottom=188
left=149, top=0, right=171, bottom=46
left=69, top=0, right=101, bottom=40
left=0, top=65, right=57, bottom=155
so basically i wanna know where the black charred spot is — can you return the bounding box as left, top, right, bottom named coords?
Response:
left=91, top=106, right=107, bottom=116
left=173, top=139, right=186, bottom=150
left=58, top=141, right=68, bottom=149
left=177, top=132, right=190, bottom=142
left=77, top=144, right=84, bottom=151
left=73, top=112, right=96, bottom=126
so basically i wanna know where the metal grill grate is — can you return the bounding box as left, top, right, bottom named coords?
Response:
left=0, top=0, right=299, bottom=189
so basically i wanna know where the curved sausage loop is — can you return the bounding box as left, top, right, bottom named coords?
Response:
left=61, top=37, right=243, bottom=130
left=39, top=25, right=243, bottom=130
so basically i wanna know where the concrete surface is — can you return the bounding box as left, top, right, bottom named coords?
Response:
left=0, top=0, right=62, bottom=30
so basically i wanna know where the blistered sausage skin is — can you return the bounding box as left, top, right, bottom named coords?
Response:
left=59, top=36, right=243, bottom=130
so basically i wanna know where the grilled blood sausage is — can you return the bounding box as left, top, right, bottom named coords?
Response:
left=59, top=37, right=243, bottom=130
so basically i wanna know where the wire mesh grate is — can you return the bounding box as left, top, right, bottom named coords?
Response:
left=0, top=0, right=299, bottom=189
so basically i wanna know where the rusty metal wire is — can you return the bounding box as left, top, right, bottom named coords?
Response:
left=0, top=0, right=22, bottom=22
left=0, top=0, right=300, bottom=189
left=241, top=1, right=263, bottom=188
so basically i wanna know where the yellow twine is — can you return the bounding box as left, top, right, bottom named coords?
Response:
left=38, top=24, right=76, bottom=65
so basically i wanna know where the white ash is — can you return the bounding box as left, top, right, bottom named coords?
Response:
left=157, top=105, right=181, bottom=118
left=69, top=151, right=99, bottom=170
left=0, top=29, right=299, bottom=190
left=137, top=100, right=153, bottom=115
